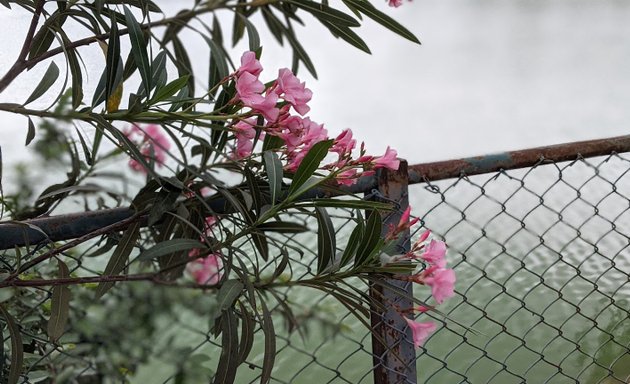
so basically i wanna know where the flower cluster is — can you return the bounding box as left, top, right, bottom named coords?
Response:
left=381, top=206, right=457, bottom=348
left=123, top=124, right=171, bottom=173
left=230, top=51, right=401, bottom=183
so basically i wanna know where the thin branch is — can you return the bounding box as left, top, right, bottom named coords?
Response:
left=0, top=0, right=46, bottom=92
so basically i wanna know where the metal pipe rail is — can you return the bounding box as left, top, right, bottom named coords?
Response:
left=2, top=134, right=630, bottom=250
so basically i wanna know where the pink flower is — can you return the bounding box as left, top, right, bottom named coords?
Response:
left=231, top=118, right=257, bottom=159
left=238, top=51, right=262, bottom=77
left=421, top=240, right=447, bottom=268
left=404, top=317, right=436, bottom=348
left=249, top=92, right=280, bottom=122
left=388, top=0, right=403, bottom=7
left=187, top=253, right=223, bottom=285
left=300, top=118, right=327, bottom=150
left=424, top=268, right=456, bottom=304
left=373, top=146, right=400, bottom=171
left=274, top=68, right=312, bottom=115
left=331, top=129, right=356, bottom=156
left=418, top=230, right=431, bottom=244
left=235, top=73, right=279, bottom=121
left=124, top=124, right=171, bottom=173
left=336, top=168, right=359, bottom=186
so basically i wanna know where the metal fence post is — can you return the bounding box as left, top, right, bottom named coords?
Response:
left=369, top=160, right=417, bottom=384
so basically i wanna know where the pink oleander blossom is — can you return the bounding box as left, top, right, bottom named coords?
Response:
left=232, top=118, right=257, bottom=159
left=187, top=253, right=223, bottom=285
left=421, top=239, right=447, bottom=268
left=388, top=0, right=412, bottom=7
left=404, top=317, right=436, bottom=348
left=238, top=51, right=262, bottom=77
left=274, top=68, right=312, bottom=115
left=331, top=129, right=356, bottom=156
left=424, top=268, right=456, bottom=304
left=124, top=124, right=171, bottom=173
left=336, top=168, right=359, bottom=186
left=374, top=146, right=400, bottom=171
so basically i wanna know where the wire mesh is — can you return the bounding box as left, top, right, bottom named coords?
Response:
left=411, top=153, right=630, bottom=384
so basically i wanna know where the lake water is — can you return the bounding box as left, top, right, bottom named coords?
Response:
left=2, top=0, right=630, bottom=383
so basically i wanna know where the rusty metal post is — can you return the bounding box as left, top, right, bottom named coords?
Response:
left=369, top=160, right=417, bottom=384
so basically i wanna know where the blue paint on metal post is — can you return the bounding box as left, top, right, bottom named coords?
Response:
left=369, top=160, right=417, bottom=384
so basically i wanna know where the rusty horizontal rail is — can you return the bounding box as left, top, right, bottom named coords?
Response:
left=2, top=134, right=630, bottom=250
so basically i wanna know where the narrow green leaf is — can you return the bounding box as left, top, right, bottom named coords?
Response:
left=0, top=0, right=10, bottom=9
left=25, top=118, right=35, bottom=146
left=150, top=75, right=189, bottom=104
left=315, top=207, right=336, bottom=274
left=259, top=297, right=276, bottom=384
left=171, top=36, right=195, bottom=96
left=149, top=50, right=168, bottom=92
left=217, top=280, right=244, bottom=312
left=105, top=16, right=121, bottom=104
left=123, top=6, right=151, bottom=94
left=342, top=0, right=420, bottom=44
left=239, top=13, right=261, bottom=51
left=299, top=199, right=393, bottom=210
left=251, top=231, right=269, bottom=261
left=355, top=210, right=382, bottom=267
left=256, top=221, right=308, bottom=233
left=263, top=151, right=283, bottom=204
left=237, top=303, right=255, bottom=363
left=287, top=139, right=333, bottom=197
left=261, top=6, right=285, bottom=45
left=231, top=1, right=247, bottom=47
left=96, top=222, right=141, bottom=298
left=48, top=260, right=71, bottom=342
left=213, top=310, right=239, bottom=384
left=289, top=0, right=360, bottom=27
left=204, top=36, right=229, bottom=87
left=285, top=26, right=317, bottom=78
left=0, top=305, right=22, bottom=384
left=340, top=220, right=363, bottom=267
left=75, top=128, right=92, bottom=165
left=320, top=20, right=370, bottom=53
left=137, top=238, right=205, bottom=261
left=24, top=61, right=60, bottom=105
left=62, top=35, right=83, bottom=108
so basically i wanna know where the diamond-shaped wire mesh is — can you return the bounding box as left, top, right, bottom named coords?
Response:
left=411, top=153, right=630, bottom=384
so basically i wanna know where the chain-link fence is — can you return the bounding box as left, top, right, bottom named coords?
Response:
left=3, top=137, right=630, bottom=383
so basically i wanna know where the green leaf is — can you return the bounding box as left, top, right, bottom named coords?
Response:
left=62, top=35, right=83, bottom=109
left=24, top=61, right=60, bottom=105
left=355, top=210, right=382, bottom=267
left=261, top=6, right=285, bottom=45
left=0, top=305, right=22, bottom=384
left=285, top=26, right=317, bottom=78
left=251, top=231, right=269, bottom=261
left=320, top=20, right=370, bottom=53
left=150, top=75, right=189, bottom=104
left=204, top=36, right=229, bottom=88
left=239, top=13, right=261, bottom=51
left=48, top=260, right=71, bottom=342
left=213, top=310, right=239, bottom=384
left=342, top=0, right=420, bottom=44
left=263, top=151, right=283, bottom=204
left=259, top=297, right=276, bottom=384
left=256, top=221, right=309, bottom=233
left=299, top=199, right=393, bottom=210
left=0, top=0, right=10, bottom=9
left=287, top=139, right=333, bottom=198
left=105, top=15, right=121, bottom=104
left=137, top=238, right=205, bottom=261
left=289, top=0, right=360, bottom=27
left=217, top=280, right=244, bottom=312
left=96, top=222, right=141, bottom=298
left=123, top=6, right=151, bottom=94
left=237, top=303, right=255, bottom=364
left=25, top=118, right=35, bottom=146
left=171, top=36, right=195, bottom=97
left=340, top=222, right=363, bottom=268
left=315, top=207, right=336, bottom=274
